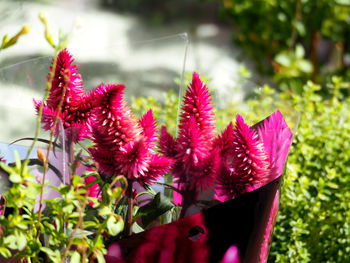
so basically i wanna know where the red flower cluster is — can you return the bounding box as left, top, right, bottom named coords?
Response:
left=35, top=50, right=172, bottom=185
left=160, top=73, right=219, bottom=192
left=215, top=115, right=270, bottom=201
left=89, top=84, right=172, bottom=184
left=160, top=73, right=271, bottom=202
left=34, top=49, right=94, bottom=142
left=35, top=50, right=289, bottom=202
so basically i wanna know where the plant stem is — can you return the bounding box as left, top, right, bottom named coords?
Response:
left=125, top=180, right=134, bottom=236
left=179, top=187, right=196, bottom=219
left=61, top=198, right=87, bottom=262
left=36, top=68, right=68, bottom=239
left=68, top=139, right=75, bottom=182
left=111, top=175, right=128, bottom=212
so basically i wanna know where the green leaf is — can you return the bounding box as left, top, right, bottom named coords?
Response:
left=132, top=222, right=144, bottom=234
left=107, top=216, right=124, bottom=236
left=0, top=247, right=11, bottom=258
left=9, top=172, right=21, bottom=183
left=4, top=235, right=17, bottom=250
left=295, top=45, right=305, bottom=59
left=275, top=53, right=290, bottom=67
left=41, top=247, right=61, bottom=262
left=71, top=251, right=81, bottom=263
left=135, top=192, right=174, bottom=227
left=297, top=60, right=313, bottom=73
left=97, top=252, right=106, bottom=263
left=17, top=232, right=27, bottom=251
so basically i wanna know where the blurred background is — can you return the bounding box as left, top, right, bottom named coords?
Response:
left=0, top=0, right=257, bottom=144
left=1, top=0, right=350, bottom=262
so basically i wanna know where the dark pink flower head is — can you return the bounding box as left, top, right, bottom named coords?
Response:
left=47, top=49, right=84, bottom=110
left=34, top=49, right=94, bottom=142
left=176, top=116, right=209, bottom=168
left=215, top=121, right=235, bottom=160
left=159, top=126, right=177, bottom=158
left=215, top=115, right=270, bottom=201
left=232, top=115, right=269, bottom=184
left=90, top=84, right=172, bottom=184
left=179, top=72, right=216, bottom=143
left=159, top=73, right=218, bottom=192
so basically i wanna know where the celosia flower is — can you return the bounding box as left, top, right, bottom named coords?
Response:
left=34, top=49, right=94, bottom=142
left=160, top=72, right=218, bottom=191
left=215, top=115, right=270, bottom=201
left=90, top=84, right=172, bottom=184
left=84, top=175, right=102, bottom=207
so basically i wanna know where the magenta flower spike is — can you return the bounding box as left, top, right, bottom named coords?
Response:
left=215, top=114, right=270, bottom=201
left=159, top=126, right=177, bottom=158
left=179, top=72, right=216, bottom=144
left=215, top=121, right=235, bottom=160
left=47, top=49, right=85, bottom=110
left=34, top=49, right=94, bottom=142
left=160, top=72, right=218, bottom=192
left=90, top=83, right=172, bottom=184
left=231, top=115, right=269, bottom=184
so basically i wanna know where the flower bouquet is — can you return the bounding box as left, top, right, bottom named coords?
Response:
left=0, top=49, right=294, bottom=263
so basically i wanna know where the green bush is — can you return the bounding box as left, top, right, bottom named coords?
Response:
left=131, top=76, right=350, bottom=262
left=216, top=0, right=350, bottom=87
left=269, top=78, right=350, bottom=262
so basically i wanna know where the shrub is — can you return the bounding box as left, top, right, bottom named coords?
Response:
left=269, top=77, right=350, bottom=262
left=216, top=0, right=350, bottom=88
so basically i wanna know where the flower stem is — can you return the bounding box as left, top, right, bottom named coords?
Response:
left=179, top=187, right=196, bottom=219
left=125, top=180, right=134, bottom=236
left=35, top=68, right=68, bottom=239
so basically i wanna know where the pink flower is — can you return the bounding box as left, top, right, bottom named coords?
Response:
left=215, top=115, right=270, bottom=201
left=90, top=84, right=172, bottom=184
left=215, top=121, right=235, bottom=160
left=34, top=49, right=94, bottom=142
left=220, top=245, right=241, bottom=263
left=179, top=72, right=216, bottom=143
left=160, top=73, right=218, bottom=191
left=105, top=243, right=125, bottom=263
left=84, top=176, right=102, bottom=207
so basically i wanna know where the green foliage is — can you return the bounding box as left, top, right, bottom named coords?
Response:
left=218, top=0, right=350, bottom=87
left=131, top=89, right=179, bottom=136
left=268, top=78, right=350, bottom=262
left=0, top=154, right=126, bottom=262
left=130, top=75, right=350, bottom=262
